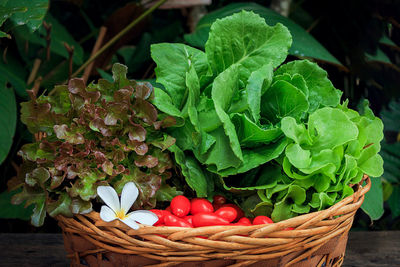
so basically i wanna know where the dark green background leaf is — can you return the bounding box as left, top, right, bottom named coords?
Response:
left=0, top=82, right=16, bottom=164
left=361, top=177, right=384, bottom=220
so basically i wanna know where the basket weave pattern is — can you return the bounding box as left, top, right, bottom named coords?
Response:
left=58, top=176, right=371, bottom=267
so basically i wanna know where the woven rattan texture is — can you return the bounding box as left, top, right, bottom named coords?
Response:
left=58, top=176, right=371, bottom=267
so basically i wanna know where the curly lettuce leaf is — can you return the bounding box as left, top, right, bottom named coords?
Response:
left=261, top=79, right=309, bottom=124
left=205, top=10, right=292, bottom=82
left=275, top=60, right=342, bottom=112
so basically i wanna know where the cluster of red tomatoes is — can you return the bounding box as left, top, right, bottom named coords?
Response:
left=150, top=195, right=276, bottom=228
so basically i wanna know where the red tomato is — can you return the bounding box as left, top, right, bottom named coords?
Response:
left=164, top=214, right=193, bottom=227
left=253, top=216, right=274, bottom=225
left=192, top=213, right=230, bottom=227
left=170, top=195, right=190, bottom=217
left=214, top=207, right=237, bottom=223
left=190, top=198, right=214, bottom=215
left=150, top=209, right=171, bottom=225
left=221, top=204, right=244, bottom=222
left=284, top=227, right=294, bottom=231
left=213, top=195, right=227, bottom=205
left=183, top=215, right=193, bottom=225
left=237, top=217, right=252, bottom=225
left=166, top=206, right=172, bottom=212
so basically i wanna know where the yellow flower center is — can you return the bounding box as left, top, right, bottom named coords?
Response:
left=115, top=209, right=127, bottom=220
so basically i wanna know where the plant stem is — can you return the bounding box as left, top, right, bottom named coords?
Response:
left=70, top=0, right=167, bottom=79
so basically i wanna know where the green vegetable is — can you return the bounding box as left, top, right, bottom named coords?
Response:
left=150, top=10, right=384, bottom=221
left=12, top=64, right=181, bottom=226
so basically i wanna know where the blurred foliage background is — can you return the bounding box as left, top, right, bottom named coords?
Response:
left=0, top=0, right=399, bottom=232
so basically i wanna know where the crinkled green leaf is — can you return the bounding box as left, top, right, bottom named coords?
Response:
left=309, top=192, right=336, bottom=210
left=169, top=145, right=208, bottom=197
left=273, top=73, right=309, bottom=97
left=205, top=10, right=291, bottom=82
left=271, top=200, right=295, bottom=222
left=11, top=186, right=46, bottom=227
left=70, top=198, right=92, bottom=214
left=231, top=113, right=282, bottom=147
left=280, top=117, right=312, bottom=147
left=275, top=60, right=342, bottom=112
left=211, top=65, right=243, bottom=162
left=197, top=97, right=221, bottom=132
left=196, top=127, right=242, bottom=172
left=67, top=172, right=99, bottom=201
left=246, top=63, right=273, bottom=122
left=261, top=79, right=309, bottom=124
left=185, top=3, right=341, bottom=66
left=25, top=167, right=50, bottom=187
left=215, top=138, right=289, bottom=176
left=359, top=154, right=384, bottom=177
left=152, top=87, right=184, bottom=126
left=151, top=43, right=209, bottom=108
left=185, top=65, right=201, bottom=129
left=307, top=107, right=358, bottom=151
left=47, top=192, right=73, bottom=218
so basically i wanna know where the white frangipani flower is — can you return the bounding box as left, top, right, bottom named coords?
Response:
left=97, top=182, right=158, bottom=230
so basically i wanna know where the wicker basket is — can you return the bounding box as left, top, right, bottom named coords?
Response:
left=58, top=176, right=371, bottom=267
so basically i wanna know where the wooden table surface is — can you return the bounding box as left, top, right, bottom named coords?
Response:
left=0, top=231, right=399, bottom=266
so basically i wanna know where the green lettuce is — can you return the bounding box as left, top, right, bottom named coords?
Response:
left=150, top=11, right=383, bottom=221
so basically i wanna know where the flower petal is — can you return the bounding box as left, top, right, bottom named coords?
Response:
left=126, top=210, right=158, bottom=226
left=120, top=217, right=139, bottom=230
left=97, top=185, right=120, bottom=212
left=120, top=182, right=139, bottom=215
left=100, top=205, right=116, bottom=222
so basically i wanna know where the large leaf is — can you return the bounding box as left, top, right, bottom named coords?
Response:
left=168, top=145, right=208, bottom=197
left=151, top=43, right=209, bottom=108
left=307, top=107, right=358, bottom=151
left=246, top=63, right=273, bottom=122
left=0, top=53, right=28, bottom=98
left=275, top=60, right=342, bottom=112
left=231, top=113, right=282, bottom=147
left=152, top=87, right=184, bottom=126
left=205, top=10, right=291, bottom=81
left=185, top=2, right=342, bottom=66
left=261, top=79, right=309, bottom=123
left=0, top=82, right=16, bottom=164
left=211, top=65, right=243, bottom=162
left=361, top=177, right=384, bottom=220
left=0, top=0, right=48, bottom=35
left=215, top=138, right=289, bottom=176
left=195, top=127, right=242, bottom=171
